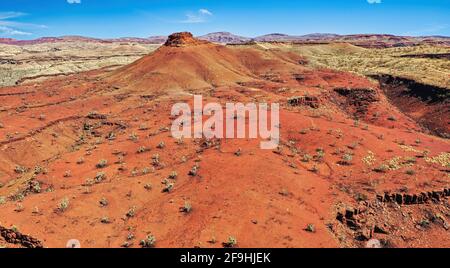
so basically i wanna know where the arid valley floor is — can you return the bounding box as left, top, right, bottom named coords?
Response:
left=0, top=32, right=449, bottom=248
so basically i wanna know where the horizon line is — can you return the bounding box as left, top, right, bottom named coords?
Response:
left=2, top=31, right=450, bottom=41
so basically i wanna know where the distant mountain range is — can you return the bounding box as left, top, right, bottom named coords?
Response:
left=1, top=32, right=449, bottom=48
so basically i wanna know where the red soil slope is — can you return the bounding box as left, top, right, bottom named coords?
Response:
left=0, top=33, right=448, bottom=248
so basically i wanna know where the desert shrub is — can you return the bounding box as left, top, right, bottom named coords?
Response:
left=29, top=180, right=41, bottom=193
left=137, top=146, right=150, bottom=154
left=162, top=183, right=174, bottom=193
left=305, top=224, right=315, bottom=233
left=15, top=203, right=24, bottom=212
left=180, top=201, right=192, bottom=213
left=348, top=142, right=359, bottom=150
left=106, top=132, right=116, bottom=141
left=139, top=124, right=149, bottom=130
left=157, top=141, right=166, bottom=149
left=32, top=206, right=40, bottom=214
left=188, top=165, right=199, bottom=176
left=33, top=165, right=44, bottom=175
left=14, top=165, right=28, bottom=174
left=96, top=159, right=108, bottom=169
left=57, top=197, right=70, bottom=212
left=310, top=165, right=319, bottom=173
left=168, top=171, right=178, bottom=180
left=94, top=172, right=106, bottom=183
left=302, top=154, right=312, bottom=163
left=404, top=157, right=417, bottom=164
left=129, top=132, right=139, bottom=142
left=141, top=167, right=152, bottom=175
left=152, top=154, right=160, bottom=166
left=314, top=149, right=325, bottom=162
left=76, top=157, right=85, bottom=165
left=100, top=217, right=111, bottom=224
left=64, top=170, right=72, bottom=178
left=0, top=196, right=5, bottom=205
left=406, top=169, right=416, bottom=176
left=126, top=206, right=136, bottom=218
left=84, top=178, right=95, bottom=186
left=140, top=235, right=156, bottom=248
left=223, top=236, right=237, bottom=248
left=373, top=164, right=389, bottom=173
left=340, top=154, right=353, bottom=165
left=99, top=197, right=108, bottom=207
left=144, top=183, right=152, bottom=190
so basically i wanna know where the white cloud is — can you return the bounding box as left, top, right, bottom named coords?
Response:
left=0, top=26, right=31, bottom=36
left=67, top=0, right=81, bottom=4
left=180, top=8, right=213, bottom=24
left=367, top=0, right=382, bottom=4
left=199, top=9, right=213, bottom=16
left=0, top=11, right=46, bottom=37
left=0, top=11, right=26, bottom=20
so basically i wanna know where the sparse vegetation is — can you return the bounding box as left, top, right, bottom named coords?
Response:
left=99, top=197, right=108, bottom=207
left=339, top=153, right=353, bottom=165
left=94, top=172, right=107, bottom=183
left=144, top=183, right=152, bottom=190
left=126, top=206, right=136, bottom=218
left=129, top=132, right=139, bottom=142
left=373, top=164, right=389, bottom=173
left=223, top=236, right=237, bottom=248
left=162, top=183, right=174, bottom=193
left=180, top=201, right=192, bottom=213
left=14, top=165, right=28, bottom=174
left=302, top=154, right=312, bottom=163
left=157, top=141, right=166, bottom=149
left=152, top=154, right=161, bottom=167
left=57, top=197, right=70, bottom=212
left=290, top=44, right=450, bottom=89
left=137, top=146, right=150, bottom=154
left=168, top=171, right=178, bottom=180
left=305, top=224, right=316, bottom=233
left=96, top=159, right=108, bottom=169
left=188, top=165, right=199, bottom=177
left=76, top=157, right=85, bottom=165
left=100, top=216, right=111, bottom=224
left=140, top=235, right=156, bottom=248
left=64, top=170, right=72, bottom=178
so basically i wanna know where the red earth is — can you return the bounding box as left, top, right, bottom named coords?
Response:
left=0, top=33, right=448, bottom=248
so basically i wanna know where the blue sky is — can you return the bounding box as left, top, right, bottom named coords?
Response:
left=0, top=0, right=449, bottom=39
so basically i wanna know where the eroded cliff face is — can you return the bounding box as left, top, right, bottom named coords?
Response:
left=164, top=32, right=209, bottom=47
left=373, top=74, right=450, bottom=138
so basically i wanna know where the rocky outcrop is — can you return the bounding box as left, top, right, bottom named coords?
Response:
left=288, top=95, right=320, bottom=109
left=164, top=32, right=209, bottom=47
left=0, top=226, right=44, bottom=248
left=376, top=188, right=450, bottom=205
left=372, top=74, right=450, bottom=138
left=333, top=87, right=379, bottom=117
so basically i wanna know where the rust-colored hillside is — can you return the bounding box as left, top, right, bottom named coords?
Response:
left=0, top=33, right=448, bottom=248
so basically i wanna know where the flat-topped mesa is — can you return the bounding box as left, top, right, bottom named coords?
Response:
left=164, top=32, right=209, bottom=47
